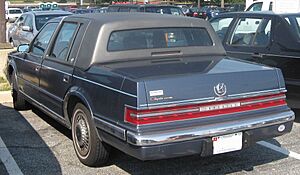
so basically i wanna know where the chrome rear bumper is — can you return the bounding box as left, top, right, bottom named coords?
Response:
left=126, top=110, right=295, bottom=146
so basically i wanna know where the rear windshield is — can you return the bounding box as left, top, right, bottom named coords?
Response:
left=35, top=14, right=69, bottom=30
left=9, top=9, right=22, bottom=14
left=107, top=27, right=213, bottom=51
left=143, top=7, right=184, bottom=16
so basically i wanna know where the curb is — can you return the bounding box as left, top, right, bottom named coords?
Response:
left=0, top=91, right=12, bottom=104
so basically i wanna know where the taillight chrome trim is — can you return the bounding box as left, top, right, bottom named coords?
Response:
left=138, top=88, right=287, bottom=109
left=130, top=108, right=199, bottom=118
left=241, top=95, right=286, bottom=105
left=125, top=93, right=287, bottom=125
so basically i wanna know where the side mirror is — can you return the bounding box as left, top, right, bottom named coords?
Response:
left=22, top=26, right=32, bottom=32
left=17, top=44, right=29, bottom=53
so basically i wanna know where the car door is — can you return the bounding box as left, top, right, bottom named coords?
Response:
left=39, top=18, right=89, bottom=117
left=19, top=14, right=35, bottom=44
left=17, top=22, right=59, bottom=102
left=224, top=16, right=273, bottom=63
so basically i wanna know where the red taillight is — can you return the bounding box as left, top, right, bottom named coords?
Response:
left=125, top=93, right=287, bottom=125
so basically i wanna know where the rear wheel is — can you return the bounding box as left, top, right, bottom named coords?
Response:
left=11, top=72, right=27, bottom=110
left=71, top=103, right=110, bottom=167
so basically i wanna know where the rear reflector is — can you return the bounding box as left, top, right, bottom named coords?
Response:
left=125, top=93, right=287, bottom=125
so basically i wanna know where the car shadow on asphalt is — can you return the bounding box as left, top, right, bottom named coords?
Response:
left=31, top=107, right=72, bottom=140
left=107, top=138, right=287, bottom=175
left=0, top=103, right=62, bottom=175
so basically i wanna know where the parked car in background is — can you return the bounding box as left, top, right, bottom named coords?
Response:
left=224, top=4, right=245, bottom=12
left=210, top=11, right=300, bottom=108
left=177, top=5, right=189, bottom=14
left=107, top=4, right=184, bottom=16
left=6, top=8, right=23, bottom=22
left=98, top=7, right=108, bottom=13
left=245, top=0, right=300, bottom=13
left=8, top=10, right=71, bottom=47
left=107, top=4, right=139, bottom=12
left=72, top=9, right=90, bottom=14
left=199, top=6, right=224, bottom=20
left=185, top=7, right=202, bottom=18
left=5, top=13, right=294, bottom=166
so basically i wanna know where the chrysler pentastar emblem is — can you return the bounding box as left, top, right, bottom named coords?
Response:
left=214, top=83, right=227, bottom=97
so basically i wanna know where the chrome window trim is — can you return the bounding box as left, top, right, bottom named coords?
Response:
left=42, top=65, right=73, bottom=76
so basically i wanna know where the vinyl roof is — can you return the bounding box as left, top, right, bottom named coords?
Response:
left=69, top=12, right=201, bottom=24
left=24, top=10, right=72, bottom=16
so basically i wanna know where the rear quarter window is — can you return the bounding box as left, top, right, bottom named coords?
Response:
left=285, top=16, right=300, bottom=40
left=107, top=27, right=213, bottom=51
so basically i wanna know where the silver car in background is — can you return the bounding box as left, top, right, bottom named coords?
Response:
left=8, top=10, right=71, bottom=47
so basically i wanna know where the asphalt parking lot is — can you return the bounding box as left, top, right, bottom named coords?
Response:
left=0, top=102, right=299, bottom=175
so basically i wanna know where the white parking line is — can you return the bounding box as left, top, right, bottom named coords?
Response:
left=258, top=141, right=300, bottom=160
left=0, top=137, right=23, bottom=175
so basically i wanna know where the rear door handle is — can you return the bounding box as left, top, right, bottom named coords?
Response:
left=251, top=53, right=263, bottom=59
left=35, top=66, right=40, bottom=72
left=63, top=75, right=70, bottom=83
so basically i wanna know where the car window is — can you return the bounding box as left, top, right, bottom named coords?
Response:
left=49, top=23, right=78, bottom=61
left=295, top=17, right=300, bottom=39
left=108, top=27, right=213, bottom=51
left=15, top=14, right=27, bottom=26
left=170, top=8, right=182, bottom=15
left=285, top=16, right=300, bottom=39
left=145, top=7, right=183, bottom=15
left=35, top=14, right=69, bottom=31
left=229, top=18, right=271, bottom=46
left=246, top=2, right=263, bottom=11
left=24, top=15, right=33, bottom=29
left=9, top=9, right=22, bottom=14
left=210, top=17, right=234, bottom=41
left=31, top=23, right=58, bottom=56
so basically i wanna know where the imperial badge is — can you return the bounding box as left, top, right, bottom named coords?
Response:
left=214, top=83, right=227, bottom=97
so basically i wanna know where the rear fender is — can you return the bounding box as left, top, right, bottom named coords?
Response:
left=63, top=86, right=95, bottom=129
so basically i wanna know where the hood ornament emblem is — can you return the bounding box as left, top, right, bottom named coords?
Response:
left=214, top=83, right=227, bottom=97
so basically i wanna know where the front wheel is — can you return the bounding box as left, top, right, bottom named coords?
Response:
left=72, top=103, right=110, bottom=167
left=11, top=72, right=28, bottom=110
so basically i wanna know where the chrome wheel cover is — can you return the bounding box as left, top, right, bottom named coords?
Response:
left=74, top=111, right=90, bottom=157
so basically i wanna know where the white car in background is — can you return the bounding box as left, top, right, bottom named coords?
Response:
left=245, top=0, right=300, bottom=13
left=6, top=8, right=23, bottom=22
